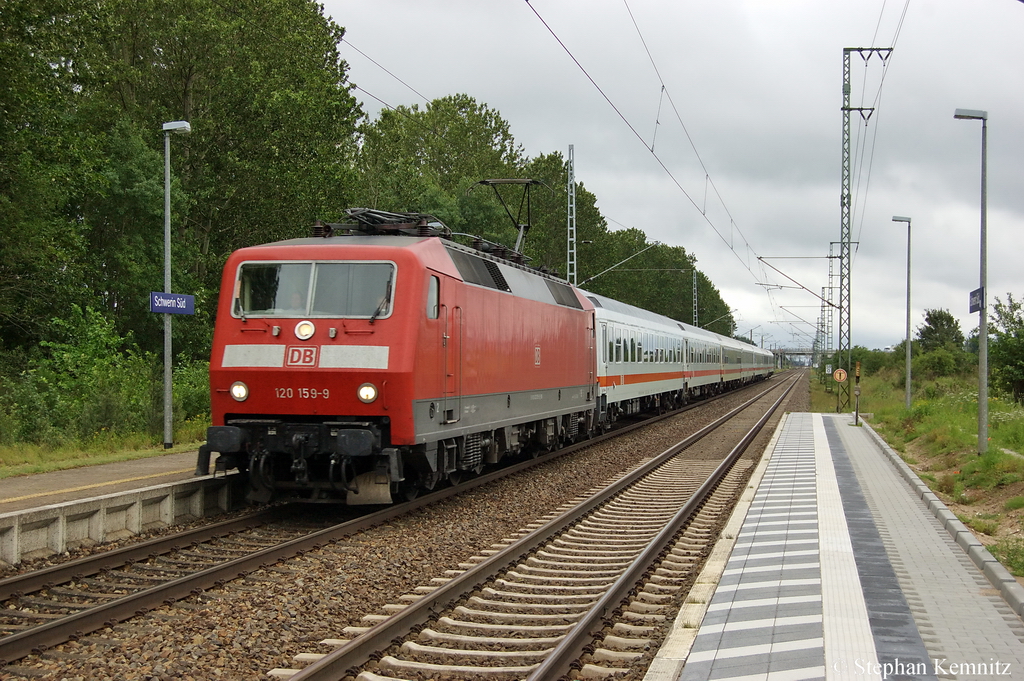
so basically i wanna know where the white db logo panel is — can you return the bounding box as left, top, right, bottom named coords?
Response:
left=286, top=346, right=319, bottom=367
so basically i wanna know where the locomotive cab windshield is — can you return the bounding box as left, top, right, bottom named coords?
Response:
left=234, top=261, right=396, bottom=318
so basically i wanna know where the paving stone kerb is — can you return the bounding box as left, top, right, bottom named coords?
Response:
left=860, top=419, right=1024, bottom=618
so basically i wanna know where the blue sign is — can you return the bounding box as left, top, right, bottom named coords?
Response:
left=150, top=292, right=195, bottom=315
left=969, top=287, right=984, bottom=314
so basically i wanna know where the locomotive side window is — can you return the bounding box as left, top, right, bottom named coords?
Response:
left=427, top=275, right=440, bottom=319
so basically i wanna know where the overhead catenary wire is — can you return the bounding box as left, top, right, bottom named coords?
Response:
left=342, top=39, right=432, bottom=105
left=525, top=0, right=767, bottom=290
left=850, top=0, right=910, bottom=265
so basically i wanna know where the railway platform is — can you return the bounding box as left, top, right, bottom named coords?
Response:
left=0, top=450, right=200, bottom=514
left=647, top=412, right=1024, bottom=681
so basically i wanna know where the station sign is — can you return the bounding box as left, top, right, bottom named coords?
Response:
left=150, top=292, right=195, bottom=315
left=969, top=287, right=984, bottom=314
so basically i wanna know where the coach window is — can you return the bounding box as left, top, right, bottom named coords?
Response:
left=427, top=275, right=439, bottom=319
left=615, top=328, right=623, bottom=363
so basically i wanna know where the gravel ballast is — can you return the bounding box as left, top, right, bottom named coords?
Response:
left=4, top=374, right=808, bottom=680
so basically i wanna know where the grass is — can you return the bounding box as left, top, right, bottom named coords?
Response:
left=957, top=512, right=1000, bottom=536
left=811, top=368, right=1024, bottom=480
left=810, top=368, right=1024, bottom=575
left=0, top=417, right=208, bottom=480
left=1004, top=496, right=1024, bottom=511
left=990, top=538, right=1024, bottom=577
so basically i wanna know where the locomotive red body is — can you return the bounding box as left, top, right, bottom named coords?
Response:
left=197, top=209, right=773, bottom=504
left=199, top=212, right=596, bottom=503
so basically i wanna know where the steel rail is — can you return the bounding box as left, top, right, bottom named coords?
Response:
left=287, top=375, right=796, bottom=681
left=0, top=376, right=781, bottom=666
left=527, top=375, right=797, bottom=680
left=0, top=506, right=289, bottom=602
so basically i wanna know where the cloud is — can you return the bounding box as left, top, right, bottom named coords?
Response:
left=329, top=0, right=1024, bottom=352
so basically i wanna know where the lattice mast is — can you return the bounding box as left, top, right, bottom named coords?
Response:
left=693, top=270, right=698, bottom=327
left=567, top=145, right=577, bottom=285
left=838, top=47, right=890, bottom=410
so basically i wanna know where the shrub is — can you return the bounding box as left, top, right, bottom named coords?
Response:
left=914, top=348, right=971, bottom=379
left=0, top=306, right=208, bottom=447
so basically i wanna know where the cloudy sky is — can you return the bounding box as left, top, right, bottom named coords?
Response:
left=324, top=0, right=1023, bottom=352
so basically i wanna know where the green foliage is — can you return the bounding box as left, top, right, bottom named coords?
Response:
left=0, top=306, right=208, bottom=446
left=1004, top=496, right=1024, bottom=511
left=1, top=0, right=363, bottom=359
left=353, top=101, right=735, bottom=331
left=990, top=538, right=1024, bottom=577
left=990, top=293, right=1024, bottom=403
left=914, top=347, right=969, bottom=379
left=1, top=3, right=745, bottom=452
left=958, top=514, right=998, bottom=535
left=916, top=308, right=965, bottom=352
left=354, top=94, right=522, bottom=240
left=958, top=451, right=1024, bottom=490
left=0, top=0, right=360, bottom=448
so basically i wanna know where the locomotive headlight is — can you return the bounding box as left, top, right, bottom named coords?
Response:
left=230, top=381, right=249, bottom=402
left=357, top=383, right=378, bottom=403
left=295, top=320, right=315, bottom=340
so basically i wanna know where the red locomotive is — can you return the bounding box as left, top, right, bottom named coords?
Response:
left=198, top=210, right=597, bottom=503
left=197, top=209, right=772, bottom=504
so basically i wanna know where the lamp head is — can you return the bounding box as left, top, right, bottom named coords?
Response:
left=892, top=215, right=911, bottom=224
left=953, top=108, right=987, bottom=121
left=162, top=120, right=192, bottom=134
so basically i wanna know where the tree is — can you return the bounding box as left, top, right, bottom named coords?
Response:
left=990, top=293, right=1024, bottom=402
left=916, top=309, right=965, bottom=353
left=352, top=100, right=736, bottom=329
left=354, top=94, right=524, bottom=243
left=0, top=0, right=364, bottom=359
left=0, top=0, right=98, bottom=349
left=74, top=0, right=363, bottom=355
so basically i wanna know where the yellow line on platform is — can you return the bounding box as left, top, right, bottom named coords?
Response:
left=0, top=468, right=196, bottom=504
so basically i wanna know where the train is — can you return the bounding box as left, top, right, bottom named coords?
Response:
left=196, top=208, right=774, bottom=504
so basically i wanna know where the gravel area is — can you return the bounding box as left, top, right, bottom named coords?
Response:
left=3, top=372, right=809, bottom=680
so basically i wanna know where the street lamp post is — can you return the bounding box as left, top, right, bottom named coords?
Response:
left=953, top=108, right=988, bottom=455
left=892, top=216, right=912, bottom=410
left=162, top=120, right=191, bottom=449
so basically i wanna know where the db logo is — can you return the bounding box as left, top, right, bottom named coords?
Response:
left=286, top=346, right=319, bottom=367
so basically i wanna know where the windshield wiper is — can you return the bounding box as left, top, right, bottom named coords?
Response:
left=369, top=273, right=394, bottom=324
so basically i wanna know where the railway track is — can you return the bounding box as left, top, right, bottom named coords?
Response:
left=272, top=374, right=797, bottom=680
left=0, top=505, right=322, bottom=665
left=0, top=377, right=788, bottom=671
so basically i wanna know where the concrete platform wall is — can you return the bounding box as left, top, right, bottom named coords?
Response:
left=0, top=473, right=245, bottom=565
